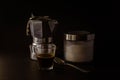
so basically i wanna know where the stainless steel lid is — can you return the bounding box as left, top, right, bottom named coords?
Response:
left=64, top=31, right=95, bottom=41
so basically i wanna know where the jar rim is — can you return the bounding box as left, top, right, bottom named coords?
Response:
left=64, top=31, right=95, bottom=41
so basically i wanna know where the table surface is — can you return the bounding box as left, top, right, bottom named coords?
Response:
left=0, top=51, right=94, bottom=80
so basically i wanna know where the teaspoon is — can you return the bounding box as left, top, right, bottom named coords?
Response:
left=54, top=57, right=90, bottom=73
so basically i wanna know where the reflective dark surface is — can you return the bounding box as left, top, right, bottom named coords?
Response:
left=0, top=51, right=94, bottom=80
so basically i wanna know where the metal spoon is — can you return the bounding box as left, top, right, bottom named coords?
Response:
left=54, top=57, right=90, bottom=73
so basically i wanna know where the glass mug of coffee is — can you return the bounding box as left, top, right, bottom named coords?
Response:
left=34, top=44, right=56, bottom=70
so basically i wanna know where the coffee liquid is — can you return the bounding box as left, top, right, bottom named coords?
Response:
left=37, top=54, right=54, bottom=68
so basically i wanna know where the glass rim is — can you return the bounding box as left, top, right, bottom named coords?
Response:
left=35, top=44, right=56, bottom=49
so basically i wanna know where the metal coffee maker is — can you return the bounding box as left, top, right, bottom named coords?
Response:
left=26, top=15, right=58, bottom=60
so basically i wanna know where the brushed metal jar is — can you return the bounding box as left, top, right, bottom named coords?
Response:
left=64, top=31, right=95, bottom=62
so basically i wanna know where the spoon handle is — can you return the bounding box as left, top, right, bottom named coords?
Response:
left=66, top=63, right=89, bottom=73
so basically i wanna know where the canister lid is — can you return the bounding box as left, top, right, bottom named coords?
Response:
left=64, top=31, right=95, bottom=41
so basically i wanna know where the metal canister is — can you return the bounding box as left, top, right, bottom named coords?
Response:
left=64, top=31, right=95, bottom=62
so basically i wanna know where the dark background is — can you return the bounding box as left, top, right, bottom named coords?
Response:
left=0, top=1, right=116, bottom=72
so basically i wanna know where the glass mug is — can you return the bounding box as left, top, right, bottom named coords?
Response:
left=34, top=44, right=56, bottom=70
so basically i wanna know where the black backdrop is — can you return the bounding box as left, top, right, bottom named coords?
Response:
left=0, top=1, right=115, bottom=72
left=0, top=1, right=97, bottom=52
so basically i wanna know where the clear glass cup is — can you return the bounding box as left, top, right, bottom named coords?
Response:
left=34, top=44, right=56, bottom=70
